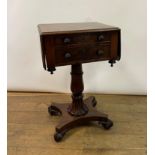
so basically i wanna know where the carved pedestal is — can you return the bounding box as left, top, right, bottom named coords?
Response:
left=48, top=64, right=113, bottom=142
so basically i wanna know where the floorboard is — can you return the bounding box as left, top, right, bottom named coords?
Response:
left=8, top=92, right=147, bottom=155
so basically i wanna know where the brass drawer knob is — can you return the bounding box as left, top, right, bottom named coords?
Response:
left=98, top=35, right=104, bottom=41
left=97, top=50, right=104, bottom=56
left=65, top=52, right=71, bottom=59
left=64, top=37, right=71, bottom=43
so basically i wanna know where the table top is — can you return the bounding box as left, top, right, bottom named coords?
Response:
left=38, top=22, right=119, bottom=35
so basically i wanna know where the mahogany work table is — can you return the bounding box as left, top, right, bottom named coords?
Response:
left=38, top=22, right=121, bottom=142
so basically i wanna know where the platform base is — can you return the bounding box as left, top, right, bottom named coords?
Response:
left=48, top=96, right=113, bottom=142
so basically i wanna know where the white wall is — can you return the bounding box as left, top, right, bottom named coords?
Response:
left=8, top=0, right=147, bottom=95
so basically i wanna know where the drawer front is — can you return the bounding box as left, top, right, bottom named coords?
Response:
left=41, top=30, right=120, bottom=68
left=54, top=32, right=111, bottom=45
left=55, top=43, right=111, bottom=65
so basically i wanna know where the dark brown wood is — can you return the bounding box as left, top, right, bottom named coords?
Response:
left=38, top=22, right=121, bottom=72
left=48, top=96, right=113, bottom=142
left=54, top=96, right=108, bottom=131
left=38, top=22, right=121, bottom=142
left=55, top=43, right=111, bottom=66
left=67, top=64, right=88, bottom=116
left=38, top=22, right=120, bottom=35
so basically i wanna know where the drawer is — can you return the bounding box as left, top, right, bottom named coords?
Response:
left=54, top=32, right=111, bottom=45
left=55, top=43, right=111, bottom=65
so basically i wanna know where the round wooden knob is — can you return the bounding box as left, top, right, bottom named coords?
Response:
left=97, top=50, right=104, bottom=56
left=65, top=52, right=71, bottom=59
left=64, top=37, right=71, bottom=43
left=98, top=35, right=104, bottom=41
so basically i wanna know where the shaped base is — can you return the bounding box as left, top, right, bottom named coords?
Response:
left=48, top=96, right=113, bottom=142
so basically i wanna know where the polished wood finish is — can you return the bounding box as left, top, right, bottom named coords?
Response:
left=8, top=92, right=147, bottom=155
left=55, top=43, right=111, bottom=66
left=38, top=22, right=121, bottom=141
left=38, top=22, right=121, bottom=71
left=38, top=22, right=119, bottom=35
left=68, top=64, right=88, bottom=116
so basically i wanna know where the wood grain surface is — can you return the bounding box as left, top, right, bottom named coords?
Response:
left=8, top=92, right=147, bottom=155
left=38, top=22, right=119, bottom=35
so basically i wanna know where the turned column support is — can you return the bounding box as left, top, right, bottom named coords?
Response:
left=67, top=64, right=88, bottom=116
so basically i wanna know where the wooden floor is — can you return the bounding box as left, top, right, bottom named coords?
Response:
left=8, top=92, right=147, bottom=155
